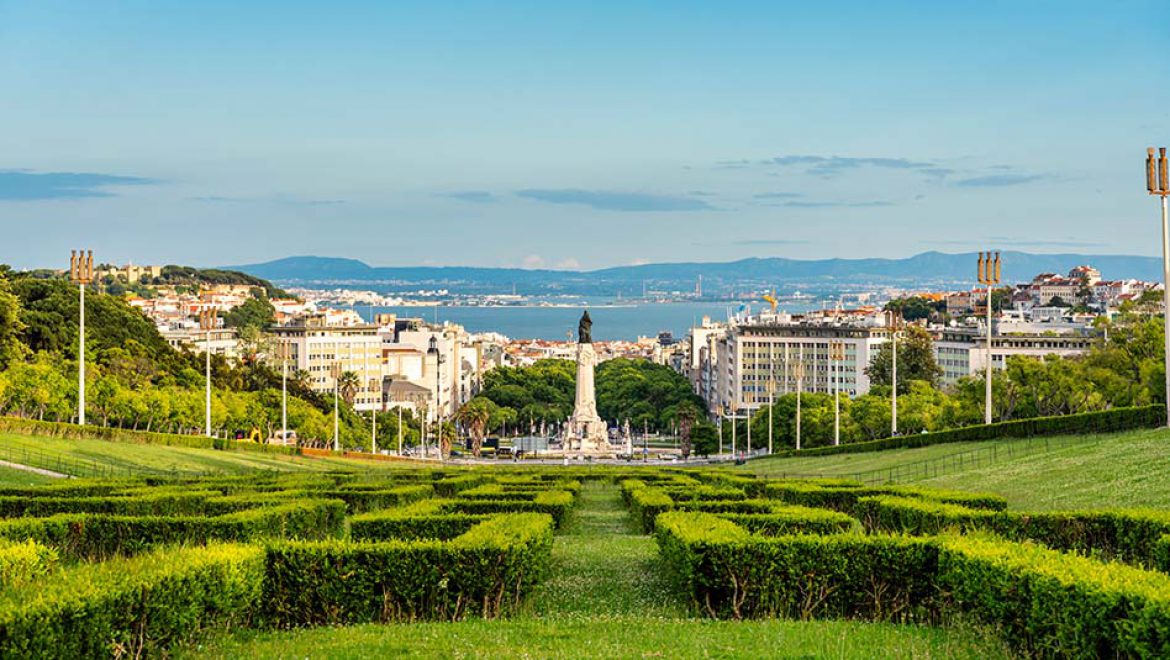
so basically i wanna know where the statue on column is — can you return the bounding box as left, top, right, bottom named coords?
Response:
left=578, top=310, right=592, bottom=344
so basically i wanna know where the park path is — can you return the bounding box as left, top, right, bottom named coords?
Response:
left=526, top=480, right=686, bottom=619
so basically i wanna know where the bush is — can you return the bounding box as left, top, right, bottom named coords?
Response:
left=628, top=487, right=674, bottom=534
left=0, top=538, right=58, bottom=588
left=763, top=482, right=1006, bottom=515
left=860, top=496, right=1170, bottom=567
left=448, top=491, right=574, bottom=528
left=715, top=507, right=861, bottom=536
left=351, top=511, right=494, bottom=541
left=0, top=499, right=346, bottom=560
left=0, top=543, right=264, bottom=658
left=433, top=474, right=488, bottom=496
left=0, top=415, right=298, bottom=455
left=938, top=534, right=1170, bottom=658
left=0, top=492, right=218, bottom=518
left=764, top=405, right=1166, bottom=458
left=316, top=484, right=435, bottom=514
left=1158, top=536, right=1170, bottom=574
left=661, top=485, right=747, bottom=502
left=262, top=513, right=554, bottom=625
left=655, top=512, right=938, bottom=621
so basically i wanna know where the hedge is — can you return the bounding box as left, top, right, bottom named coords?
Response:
left=0, top=492, right=221, bottom=518
left=715, top=507, right=861, bottom=536
left=655, top=512, right=939, bottom=621
left=315, top=484, right=435, bottom=514
left=655, top=511, right=1170, bottom=655
left=628, top=487, right=674, bottom=534
left=691, top=472, right=767, bottom=497
left=763, top=405, right=1166, bottom=459
left=0, top=543, right=265, bottom=658
left=0, top=415, right=299, bottom=456
left=859, top=495, right=1170, bottom=568
left=0, top=538, right=58, bottom=588
left=448, top=491, right=574, bottom=528
left=262, top=513, right=554, bottom=625
left=1158, top=536, right=1170, bottom=573
left=350, top=511, right=494, bottom=541
left=938, top=534, right=1170, bottom=657
left=763, top=482, right=1006, bottom=514
left=0, top=499, right=346, bottom=560
left=433, top=475, right=489, bottom=497
left=661, top=485, right=747, bottom=502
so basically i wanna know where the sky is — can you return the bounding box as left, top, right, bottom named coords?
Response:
left=1, top=0, right=1168, bottom=271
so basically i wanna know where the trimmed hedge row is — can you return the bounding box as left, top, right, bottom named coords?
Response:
left=263, top=513, right=555, bottom=625
left=448, top=490, right=574, bottom=528
left=0, top=543, right=265, bottom=658
left=661, top=485, right=747, bottom=502
left=656, top=511, right=1170, bottom=656
left=628, top=487, right=674, bottom=533
left=351, top=511, right=494, bottom=541
left=858, top=495, right=1170, bottom=568
left=0, top=538, right=58, bottom=588
left=655, top=512, right=939, bottom=621
left=716, top=507, right=860, bottom=536
left=0, top=499, right=347, bottom=560
left=763, top=482, right=1007, bottom=514
left=0, top=492, right=221, bottom=518
left=315, top=484, right=435, bottom=514
left=0, top=415, right=299, bottom=455
left=765, top=405, right=1166, bottom=459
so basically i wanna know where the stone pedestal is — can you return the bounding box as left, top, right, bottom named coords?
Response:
left=567, top=342, right=611, bottom=454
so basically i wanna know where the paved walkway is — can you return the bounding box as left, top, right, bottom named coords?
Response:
left=0, top=459, right=68, bottom=478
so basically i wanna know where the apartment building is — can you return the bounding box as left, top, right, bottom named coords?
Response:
left=270, top=314, right=383, bottom=411
left=934, top=327, right=1097, bottom=386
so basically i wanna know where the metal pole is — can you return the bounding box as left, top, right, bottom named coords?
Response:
left=78, top=280, right=86, bottom=426
left=832, top=345, right=840, bottom=446
left=333, top=375, right=339, bottom=452
left=985, top=282, right=993, bottom=424
left=891, top=322, right=898, bottom=436
left=397, top=405, right=403, bottom=455
left=205, top=326, right=212, bottom=437
left=796, top=374, right=802, bottom=451
left=731, top=407, right=737, bottom=456
left=1161, top=194, right=1170, bottom=426
left=281, top=343, right=288, bottom=445
left=717, top=410, right=723, bottom=456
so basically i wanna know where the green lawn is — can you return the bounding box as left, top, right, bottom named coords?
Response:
left=739, top=427, right=1170, bottom=511
left=0, top=463, right=57, bottom=487
left=0, top=431, right=393, bottom=478
left=187, top=482, right=1010, bottom=659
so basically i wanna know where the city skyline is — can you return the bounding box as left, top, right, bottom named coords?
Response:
left=2, top=1, right=1169, bottom=270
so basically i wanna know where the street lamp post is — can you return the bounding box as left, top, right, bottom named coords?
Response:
left=885, top=310, right=901, bottom=435
left=199, top=308, right=215, bottom=437
left=794, top=358, right=805, bottom=451
left=767, top=369, right=776, bottom=455
left=280, top=340, right=289, bottom=446
left=1147, top=148, right=1170, bottom=427
left=68, top=250, right=94, bottom=426
left=428, top=336, right=445, bottom=461
left=977, top=251, right=1002, bottom=425
left=730, top=404, right=737, bottom=457
left=330, top=363, right=340, bottom=452
left=829, top=340, right=844, bottom=446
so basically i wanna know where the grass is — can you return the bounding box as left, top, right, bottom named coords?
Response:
left=0, top=463, right=56, bottom=487
left=739, top=427, right=1170, bottom=511
left=0, top=431, right=397, bottom=478
left=186, top=481, right=1011, bottom=659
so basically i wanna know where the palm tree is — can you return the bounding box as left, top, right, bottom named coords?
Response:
left=676, top=406, right=697, bottom=460
left=338, top=371, right=360, bottom=406
left=457, top=399, right=492, bottom=458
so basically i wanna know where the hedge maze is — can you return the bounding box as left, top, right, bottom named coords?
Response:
left=0, top=470, right=572, bottom=657
left=633, top=473, right=1170, bottom=657
left=4, top=466, right=1170, bottom=657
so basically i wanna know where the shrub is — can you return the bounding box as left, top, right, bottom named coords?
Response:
left=0, top=543, right=265, bottom=658
left=449, top=491, right=574, bottom=528
left=316, top=484, right=435, bottom=513
left=662, top=485, right=747, bottom=502
left=262, top=513, right=554, bottom=626
left=351, top=511, right=494, bottom=541
left=938, top=534, right=1170, bottom=658
left=0, top=538, right=58, bottom=588
left=434, top=475, right=488, bottom=496
left=1158, top=536, right=1170, bottom=573
left=715, top=507, right=861, bottom=536
left=0, top=492, right=218, bottom=517
left=629, top=488, right=674, bottom=534
left=0, top=499, right=346, bottom=560
left=763, top=405, right=1165, bottom=458
left=654, top=512, right=938, bottom=621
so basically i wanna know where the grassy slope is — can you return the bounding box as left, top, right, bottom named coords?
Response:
left=189, top=482, right=1010, bottom=659
left=740, top=428, right=1170, bottom=511
left=0, top=464, right=56, bottom=487
left=0, top=431, right=395, bottom=477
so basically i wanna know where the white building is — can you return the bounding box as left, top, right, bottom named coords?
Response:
left=270, top=315, right=383, bottom=411
left=934, top=327, right=1097, bottom=386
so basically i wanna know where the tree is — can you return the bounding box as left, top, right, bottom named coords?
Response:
left=865, top=325, right=943, bottom=393
left=338, top=371, right=360, bottom=406
left=222, top=294, right=275, bottom=330
left=690, top=422, right=718, bottom=457
left=676, top=406, right=696, bottom=459
left=0, top=273, right=26, bottom=370
left=457, top=397, right=494, bottom=457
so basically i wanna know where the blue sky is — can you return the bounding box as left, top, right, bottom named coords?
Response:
left=1, top=1, right=1168, bottom=270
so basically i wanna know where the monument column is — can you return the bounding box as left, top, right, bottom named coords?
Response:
left=567, top=310, right=612, bottom=455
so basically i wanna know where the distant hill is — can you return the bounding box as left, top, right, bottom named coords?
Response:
left=226, top=252, right=1163, bottom=294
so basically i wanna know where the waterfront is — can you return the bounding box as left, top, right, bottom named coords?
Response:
left=358, top=301, right=817, bottom=341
